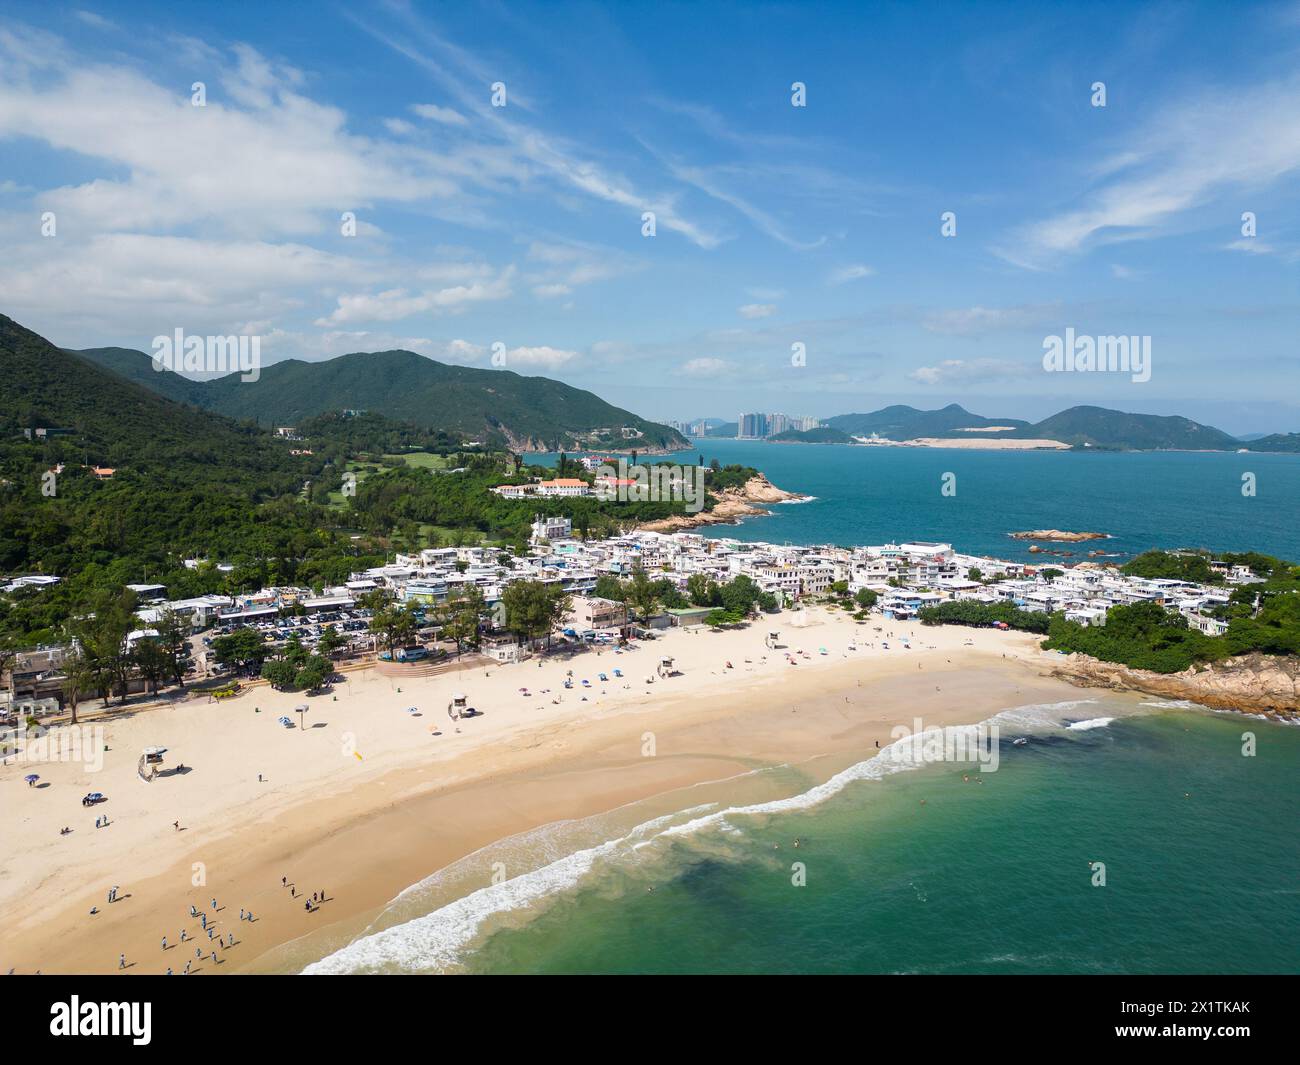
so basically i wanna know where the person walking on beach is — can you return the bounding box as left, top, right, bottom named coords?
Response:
left=180, top=928, right=187, bottom=942
left=118, top=954, right=125, bottom=970
left=211, top=897, right=217, bottom=911
left=161, top=936, right=167, bottom=950
left=173, top=820, right=180, bottom=831
left=184, top=960, right=191, bottom=975
left=240, top=908, right=245, bottom=921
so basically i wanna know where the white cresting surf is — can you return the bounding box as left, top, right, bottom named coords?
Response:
left=300, top=699, right=1141, bottom=974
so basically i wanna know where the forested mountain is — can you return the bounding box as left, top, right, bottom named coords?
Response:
left=1010, top=406, right=1241, bottom=450
left=74, top=345, right=688, bottom=452
left=826, top=404, right=1030, bottom=438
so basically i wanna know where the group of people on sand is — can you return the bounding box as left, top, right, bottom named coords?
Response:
left=107, top=892, right=261, bottom=974
left=282, top=876, right=328, bottom=912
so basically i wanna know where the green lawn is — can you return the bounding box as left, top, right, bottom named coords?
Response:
left=383, top=452, right=451, bottom=470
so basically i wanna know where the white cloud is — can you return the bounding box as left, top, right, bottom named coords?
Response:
left=921, top=304, right=1059, bottom=337
left=995, top=77, right=1300, bottom=268
left=681, top=357, right=736, bottom=378
left=0, top=39, right=461, bottom=238
left=502, top=345, right=578, bottom=369
left=1224, top=238, right=1274, bottom=255
left=738, top=303, right=776, bottom=319
left=315, top=267, right=515, bottom=325
left=411, top=102, right=468, bottom=126
left=908, top=359, right=1032, bottom=385
left=829, top=264, right=874, bottom=284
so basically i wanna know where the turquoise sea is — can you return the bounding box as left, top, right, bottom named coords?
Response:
left=302, top=703, right=1300, bottom=975
left=297, top=446, right=1300, bottom=975
left=650, top=440, right=1300, bottom=561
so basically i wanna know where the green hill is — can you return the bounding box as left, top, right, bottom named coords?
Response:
left=769, top=426, right=853, bottom=444
left=825, top=402, right=1253, bottom=451
left=1013, top=406, right=1240, bottom=450
left=74, top=346, right=688, bottom=453
left=826, top=404, right=1029, bottom=438
left=1241, top=432, right=1300, bottom=453
left=3, top=318, right=295, bottom=488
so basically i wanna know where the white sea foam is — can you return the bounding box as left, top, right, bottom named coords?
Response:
left=301, top=699, right=1130, bottom=973
left=1065, top=716, right=1115, bottom=731
left=302, top=806, right=713, bottom=974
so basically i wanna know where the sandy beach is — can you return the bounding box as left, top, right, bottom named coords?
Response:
left=1, top=607, right=1081, bottom=974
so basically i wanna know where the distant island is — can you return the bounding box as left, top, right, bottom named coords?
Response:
left=769, top=426, right=854, bottom=444
left=1010, top=530, right=1110, bottom=543
left=691, top=403, right=1299, bottom=453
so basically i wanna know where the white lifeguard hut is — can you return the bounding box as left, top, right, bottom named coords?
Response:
left=765, top=630, right=781, bottom=649
left=657, top=656, right=675, bottom=678
left=448, top=692, right=470, bottom=720
left=138, top=745, right=167, bottom=782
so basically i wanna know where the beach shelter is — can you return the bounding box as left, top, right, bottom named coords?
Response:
left=448, top=692, right=469, bottom=720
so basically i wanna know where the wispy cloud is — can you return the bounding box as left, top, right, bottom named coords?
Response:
left=995, top=77, right=1300, bottom=269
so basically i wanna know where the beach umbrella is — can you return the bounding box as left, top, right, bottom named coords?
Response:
left=24, top=773, right=39, bottom=784
left=277, top=715, right=292, bottom=727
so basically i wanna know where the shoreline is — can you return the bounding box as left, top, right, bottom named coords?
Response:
left=2, top=609, right=1074, bottom=975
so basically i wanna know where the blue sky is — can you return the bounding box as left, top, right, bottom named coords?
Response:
left=1, top=1, right=1298, bottom=434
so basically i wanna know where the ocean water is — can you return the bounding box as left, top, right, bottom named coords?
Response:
left=544, top=441, right=1300, bottom=561
left=303, top=704, right=1300, bottom=975
left=297, top=446, right=1300, bottom=974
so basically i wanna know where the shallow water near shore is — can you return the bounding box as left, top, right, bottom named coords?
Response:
left=299, top=701, right=1300, bottom=974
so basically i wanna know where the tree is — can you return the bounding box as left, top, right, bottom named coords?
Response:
left=719, top=575, right=763, bottom=618
left=441, top=585, right=485, bottom=655
left=73, top=587, right=137, bottom=705
left=283, top=632, right=309, bottom=667
left=706, top=608, right=744, bottom=628
left=0, top=635, right=17, bottom=713
left=686, top=573, right=719, bottom=608
left=1040, top=568, right=1063, bottom=583
left=371, top=602, right=418, bottom=656
left=61, top=648, right=96, bottom=725
left=154, top=609, right=190, bottom=687
left=317, top=625, right=345, bottom=658
left=967, top=567, right=983, bottom=582
left=132, top=639, right=171, bottom=695
left=502, top=580, right=571, bottom=646
left=211, top=628, right=267, bottom=674
left=625, top=566, right=661, bottom=622
left=261, top=657, right=297, bottom=689
left=295, top=655, right=332, bottom=692
left=854, top=588, right=878, bottom=610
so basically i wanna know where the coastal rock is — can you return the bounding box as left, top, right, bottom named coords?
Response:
left=1048, top=652, right=1300, bottom=717
left=638, top=474, right=807, bottom=532
left=1010, top=529, right=1109, bottom=542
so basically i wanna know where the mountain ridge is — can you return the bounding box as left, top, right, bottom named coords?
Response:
left=73, top=344, right=689, bottom=453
